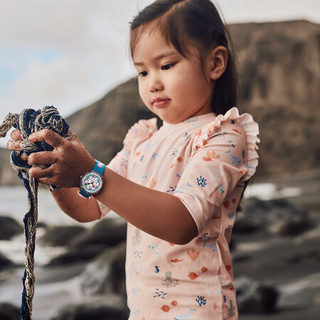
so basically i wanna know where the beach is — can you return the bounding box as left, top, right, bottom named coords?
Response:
left=0, top=172, right=319, bottom=319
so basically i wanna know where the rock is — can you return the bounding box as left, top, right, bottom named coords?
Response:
left=234, top=198, right=313, bottom=236
left=39, top=225, right=86, bottom=247
left=46, top=245, right=106, bottom=266
left=51, top=300, right=129, bottom=320
left=235, top=276, right=279, bottom=314
left=0, top=216, right=23, bottom=240
left=0, top=303, right=20, bottom=320
left=70, top=218, right=127, bottom=248
left=0, top=252, right=15, bottom=270
left=80, top=242, right=126, bottom=297
left=46, top=218, right=126, bottom=266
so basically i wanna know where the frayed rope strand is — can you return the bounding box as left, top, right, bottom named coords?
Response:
left=0, top=106, right=69, bottom=320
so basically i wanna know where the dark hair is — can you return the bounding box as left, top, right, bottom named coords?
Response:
left=130, top=0, right=237, bottom=115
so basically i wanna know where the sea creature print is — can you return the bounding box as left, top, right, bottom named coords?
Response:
left=199, top=233, right=211, bottom=241
left=132, top=228, right=142, bottom=245
left=227, top=140, right=235, bottom=148
left=187, top=249, right=200, bottom=262
left=176, top=171, right=183, bottom=178
left=203, top=240, right=217, bottom=253
left=227, top=299, right=236, bottom=318
left=153, top=288, right=167, bottom=299
left=149, top=243, right=161, bottom=255
left=242, top=150, right=247, bottom=168
left=140, top=172, right=152, bottom=180
left=203, top=150, right=220, bottom=161
left=155, top=265, right=160, bottom=273
left=132, top=280, right=144, bottom=297
left=228, top=212, right=235, bottom=220
left=174, top=182, right=193, bottom=194
left=174, top=307, right=196, bottom=320
left=146, top=139, right=157, bottom=149
left=178, top=132, right=191, bottom=147
left=162, top=271, right=179, bottom=288
left=225, top=150, right=241, bottom=166
left=200, top=274, right=217, bottom=295
left=196, top=295, right=207, bottom=307
left=152, top=152, right=159, bottom=160
left=161, top=300, right=179, bottom=313
left=171, top=148, right=179, bottom=158
left=166, top=185, right=177, bottom=193
left=197, top=176, right=207, bottom=187
left=134, top=250, right=143, bottom=258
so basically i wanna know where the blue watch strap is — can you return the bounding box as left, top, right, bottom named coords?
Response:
left=93, top=160, right=105, bottom=176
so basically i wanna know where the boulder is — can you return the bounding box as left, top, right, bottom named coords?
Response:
left=46, top=218, right=126, bottom=266
left=46, top=245, right=106, bottom=266
left=0, top=216, right=23, bottom=240
left=51, top=300, right=129, bottom=320
left=80, top=242, right=126, bottom=297
left=70, top=218, right=127, bottom=248
left=0, top=303, right=20, bottom=320
left=234, top=198, right=313, bottom=236
left=0, top=252, right=15, bottom=270
left=39, top=225, right=86, bottom=247
left=236, top=276, right=279, bottom=314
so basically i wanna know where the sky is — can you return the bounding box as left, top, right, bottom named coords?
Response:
left=0, top=0, right=319, bottom=147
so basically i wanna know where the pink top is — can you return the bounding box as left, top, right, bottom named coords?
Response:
left=100, top=107, right=259, bottom=320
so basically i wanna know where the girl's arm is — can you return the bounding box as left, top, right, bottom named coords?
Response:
left=96, top=168, right=197, bottom=244
left=49, top=187, right=102, bottom=222
left=26, top=129, right=198, bottom=245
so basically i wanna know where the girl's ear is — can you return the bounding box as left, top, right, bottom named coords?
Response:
left=208, top=46, right=228, bottom=80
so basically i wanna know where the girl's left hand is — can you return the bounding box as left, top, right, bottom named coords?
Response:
left=27, top=129, right=95, bottom=188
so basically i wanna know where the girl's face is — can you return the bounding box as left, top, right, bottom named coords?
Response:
left=132, top=25, right=215, bottom=124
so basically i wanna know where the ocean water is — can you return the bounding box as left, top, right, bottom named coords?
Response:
left=0, top=185, right=81, bottom=226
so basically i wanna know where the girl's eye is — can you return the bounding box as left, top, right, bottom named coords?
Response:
left=161, top=63, right=175, bottom=70
left=138, top=71, right=148, bottom=77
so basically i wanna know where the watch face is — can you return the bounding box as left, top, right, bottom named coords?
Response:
left=81, top=172, right=103, bottom=195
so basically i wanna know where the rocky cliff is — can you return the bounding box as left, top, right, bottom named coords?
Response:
left=0, top=20, right=319, bottom=184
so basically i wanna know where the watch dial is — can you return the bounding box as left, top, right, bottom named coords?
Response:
left=82, top=172, right=102, bottom=194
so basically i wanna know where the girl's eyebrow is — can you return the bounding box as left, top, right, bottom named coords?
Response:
left=134, top=51, right=179, bottom=67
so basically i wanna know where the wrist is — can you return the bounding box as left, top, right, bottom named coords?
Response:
left=78, top=160, right=105, bottom=198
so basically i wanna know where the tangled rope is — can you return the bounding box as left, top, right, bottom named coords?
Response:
left=0, top=106, right=69, bottom=320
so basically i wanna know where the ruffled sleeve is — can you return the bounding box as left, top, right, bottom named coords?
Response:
left=194, top=107, right=259, bottom=181
left=122, top=118, right=158, bottom=153
left=173, top=107, right=259, bottom=232
left=98, top=118, right=158, bottom=218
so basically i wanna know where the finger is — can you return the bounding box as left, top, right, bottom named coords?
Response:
left=29, top=129, right=63, bottom=148
left=28, top=151, right=58, bottom=166
left=29, top=165, right=53, bottom=179
left=10, top=129, right=23, bottom=140
left=7, top=139, right=22, bottom=151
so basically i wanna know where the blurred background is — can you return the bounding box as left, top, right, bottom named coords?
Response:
left=0, top=1, right=319, bottom=319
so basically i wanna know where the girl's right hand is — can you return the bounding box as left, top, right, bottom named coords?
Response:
left=7, top=129, right=28, bottom=162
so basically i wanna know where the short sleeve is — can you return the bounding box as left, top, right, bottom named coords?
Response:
left=173, top=107, right=259, bottom=232
left=98, top=118, right=158, bottom=218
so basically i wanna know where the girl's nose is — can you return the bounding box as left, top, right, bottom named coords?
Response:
left=149, top=75, right=164, bottom=92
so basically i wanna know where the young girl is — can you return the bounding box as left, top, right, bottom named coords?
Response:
left=8, top=0, right=259, bottom=319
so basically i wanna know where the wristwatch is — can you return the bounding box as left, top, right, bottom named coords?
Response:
left=79, top=160, right=106, bottom=198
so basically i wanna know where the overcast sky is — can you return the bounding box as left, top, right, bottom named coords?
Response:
left=0, top=0, right=319, bottom=146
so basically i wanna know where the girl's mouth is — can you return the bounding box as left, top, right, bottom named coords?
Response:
left=152, top=98, right=171, bottom=108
